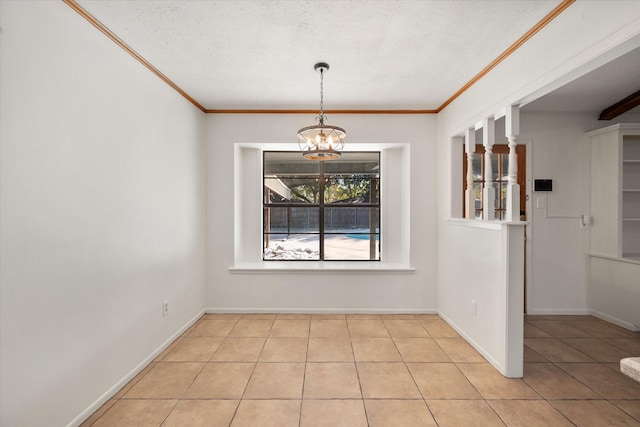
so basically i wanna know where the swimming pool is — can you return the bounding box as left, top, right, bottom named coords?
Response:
left=344, top=233, right=379, bottom=241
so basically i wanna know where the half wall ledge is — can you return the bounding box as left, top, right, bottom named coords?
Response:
left=447, top=218, right=529, bottom=229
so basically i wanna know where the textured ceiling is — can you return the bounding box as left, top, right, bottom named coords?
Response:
left=74, top=0, right=565, bottom=111
left=524, top=47, right=640, bottom=114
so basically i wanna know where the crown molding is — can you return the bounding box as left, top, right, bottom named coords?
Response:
left=64, top=0, right=575, bottom=115
left=62, top=0, right=207, bottom=112
left=203, top=109, right=438, bottom=114
left=437, top=0, right=575, bottom=112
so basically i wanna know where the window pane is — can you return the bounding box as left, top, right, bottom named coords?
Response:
left=264, top=207, right=319, bottom=233
left=472, top=156, right=482, bottom=180
left=493, top=182, right=501, bottom=209
left=325, top=177, right=379, bottom=204
left=264, top=152, right=318, bottom=175
left=491, top=154, right=499, bottom=181
left=324, top=207, right=379, bottom=233
left=324, top=234, right=379, bottom=260
left=501, top=154, right=509, bottom=182
left=483, top=182, right=495, bottom=211
left=323, top=152, right=379, bottom=175
left=264, top=234, right=320, bottom=260
left=473, top=182, right=483, bottom=210
left=265, top=177, right=319, bottom=204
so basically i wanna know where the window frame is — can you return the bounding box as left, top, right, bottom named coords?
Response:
left=462, top=144, right=526, bottom=220
left=263, top=150, right=381, bottom=261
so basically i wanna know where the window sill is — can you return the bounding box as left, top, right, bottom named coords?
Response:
left=446, top=218, right=528, bottom=229
left=229, top=262, right=415, bottom=274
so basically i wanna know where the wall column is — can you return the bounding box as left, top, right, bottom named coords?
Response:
left=465, top=128, right=477, bottom=219
left=483, top=118, right=496, bottom=220
left=505, top=105, right=521, bottom=221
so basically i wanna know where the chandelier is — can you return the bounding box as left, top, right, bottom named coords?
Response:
left=297, top=62, right=346, bottom=160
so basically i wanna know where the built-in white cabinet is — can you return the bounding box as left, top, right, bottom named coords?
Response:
left=587, top=124, right=640, bottom=260
left=587, top=124, right=640, bottom=331
left=623, top=136, right=640, bottom=260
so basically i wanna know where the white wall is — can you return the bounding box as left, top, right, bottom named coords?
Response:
left=205, top=114, right=437, bottom=312
left=590, top=256, right=640, bottom=330
left=520, top=113, right=640, bottom=316
left=439, top=221, right=525, bottom=377
left=0, top=3, right=206, bottom=426
left=521, top=111, right=596, bottom=314
left=436, top=2, right=639, bottom=374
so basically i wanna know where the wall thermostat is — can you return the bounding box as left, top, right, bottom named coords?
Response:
left=534, top=179, right=553, bottom=191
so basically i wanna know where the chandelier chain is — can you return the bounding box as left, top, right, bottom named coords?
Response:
left=318, top=68, right=325, bottom=125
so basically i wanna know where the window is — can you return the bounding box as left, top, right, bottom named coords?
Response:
left=263, top=151, right=380, bottom=261
left=462, top=145, right=526, bottom=220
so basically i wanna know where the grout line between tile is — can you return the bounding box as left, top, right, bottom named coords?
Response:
left=226, top=315, right=275, bottom=426
left=157, top=399, right=181, bottom=427
left=82, top=314, right=640, bottom=427
left=346, top=316, right=370, bottom=427
left=297, top=319, right=312, bottom=426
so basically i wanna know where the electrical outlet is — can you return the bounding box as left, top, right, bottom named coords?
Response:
left=162, top=300, right=169, bottom=317
left=470, top=300, right=477, bottom=316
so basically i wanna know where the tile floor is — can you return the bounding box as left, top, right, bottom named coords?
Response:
left=82, top=314, right=640, bottom=426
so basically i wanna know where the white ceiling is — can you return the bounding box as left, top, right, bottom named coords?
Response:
left=524, top=46, right=640, bottom=115
left=75, top=0, right=565, bottom=111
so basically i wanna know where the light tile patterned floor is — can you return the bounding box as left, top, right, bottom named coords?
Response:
left=83, top=314, right=640, bottom=426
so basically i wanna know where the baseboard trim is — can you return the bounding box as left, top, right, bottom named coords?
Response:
left=526, top=308, right=640, bottom=332
left=526, top=308, right=592, bottom=315
left=590, top=310, right=640, bottom=332
left=437, top=311, right=506, bottom=376
left=68, top=309, right=205, bottom=427
left=204, top=307, right=438, bottom=314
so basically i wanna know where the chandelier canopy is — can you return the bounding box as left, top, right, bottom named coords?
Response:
left=297, top=63, right=345, bottom=161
